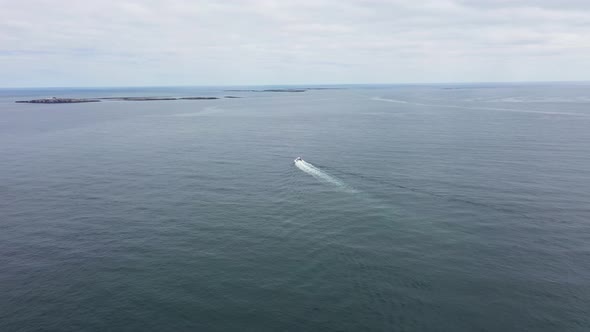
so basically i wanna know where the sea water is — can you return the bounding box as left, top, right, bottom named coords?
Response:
left=1, top=83, right=589, bottom=331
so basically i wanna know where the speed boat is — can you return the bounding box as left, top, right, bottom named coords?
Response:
left=294, top=157, right=303, bottom=162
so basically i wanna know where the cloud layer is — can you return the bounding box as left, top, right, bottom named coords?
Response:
left=1, top=0, right=589, bottom=86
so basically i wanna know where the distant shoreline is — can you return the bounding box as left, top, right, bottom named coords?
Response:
left=13, top=88, right=321, bottom=104
left=15, top=96, right=243, bottom=104
left=16, top=98, right=101, bottom=104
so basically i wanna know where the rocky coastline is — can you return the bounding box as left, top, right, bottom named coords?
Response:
left=225, top=89, right=306, bottom=93
left=16, top=97, right=100, bottom=104
left=14, top=88, right=335, bottom=104
left=16, top=96, right=222, bottom=103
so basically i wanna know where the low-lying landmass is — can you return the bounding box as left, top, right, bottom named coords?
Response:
left=101, top=97, right=178, bottom=101
left=16, top=96, right=223, bottom=103
left=15, top=88, right=337, bottom=104
left=224, top=89, right=307, bottom=93
left=179, top=97, right=219, bottom=100
left=100, top=96, right=220, bottom=101
left=16, top=97, right=100, bottom=104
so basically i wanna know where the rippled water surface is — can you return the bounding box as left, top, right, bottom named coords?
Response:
left=1, top=84, right=589, bottom=331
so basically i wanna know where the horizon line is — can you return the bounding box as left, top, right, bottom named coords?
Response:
left=1, top=80, right=589, bottom=89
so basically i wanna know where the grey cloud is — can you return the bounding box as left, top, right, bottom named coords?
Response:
left=458, top=0, right=590, bottom=11
left=0, top=0, right=589, bottom=87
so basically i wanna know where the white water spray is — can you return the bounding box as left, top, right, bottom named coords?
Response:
left=294, top=159, right=355, bottom=192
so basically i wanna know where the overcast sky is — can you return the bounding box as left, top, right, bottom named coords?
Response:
left=1, top=0, right=589, bottom=87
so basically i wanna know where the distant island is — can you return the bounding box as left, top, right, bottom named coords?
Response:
left=224, top=88, right=344, bottom=92
left=225, top=89, right=307, bottom=93
left=14, top=88, right=337, bottom=104
left=100, top=96, right=220, bottom=101
left=16, top=96, right=228, bottom=103
left=100, top=97, right=179, bottom=101
left=16, top=97, right=100, bottom=104
left=180, top=97, right=219, bottom=100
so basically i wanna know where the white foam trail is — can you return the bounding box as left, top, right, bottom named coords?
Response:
left=372, top=96, right=590, bottom=117
left=295, top=159, right=355, bottom=192
left=371, top=97, right=408, bottom=104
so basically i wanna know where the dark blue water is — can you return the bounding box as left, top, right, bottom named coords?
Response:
left=1, top=84, right=589, bottom=331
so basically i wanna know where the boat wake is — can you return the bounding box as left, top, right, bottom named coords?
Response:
left=371, top=97, right=409, bottom=104
left=294, top=159, right=356, bottom=193
left=371, top=96, right=590, bottom=117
